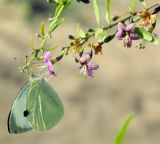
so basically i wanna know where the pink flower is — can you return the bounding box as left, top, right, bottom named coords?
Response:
left=115, top=22, right=139, bottom=48
left=77, top=52, right=99, bottom=77
left=44, top=51, right=56, bottom=76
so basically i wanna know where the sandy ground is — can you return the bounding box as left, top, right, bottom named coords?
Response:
left=1, top=1, right=160, bottom=144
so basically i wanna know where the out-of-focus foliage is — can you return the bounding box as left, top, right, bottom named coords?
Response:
left=114, top=113, right=135, bottom=144
left=5, top=0, right=55, bottom=16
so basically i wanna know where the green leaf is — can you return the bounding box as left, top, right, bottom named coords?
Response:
left=55, top=4, right=64, bottom=18
left=129, top=0, right=137, bottom=13
left=40, top=21, right=45, bottom=37
left=139, top=0, right=146, bottom=7
left=77, top=24, right=86, bottom=38
left=106, top=0, right=111, bottom=25
left=63, top=0, right=72, bottom=9
left=95, top=28, right=104, bottom=38
left=26, top=77, right=64, bottom=131
left=103, top=33, right=115, bottom=43
left=93, top=0, right=100, bottom=26
left=151, top=35, right=159, bottom=45
left=135, top=27, right=157, bottom=43
left=114, top=112, right=135, bottom=144
left=78, top=28, right=86, bottom=38
left=49, top=18, right=64, bottom=33
left=76, top=24, right=83, bottom=38
left=8, top=81, right=33, bottom=134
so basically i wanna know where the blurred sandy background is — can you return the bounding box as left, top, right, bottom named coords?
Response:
left=1, top=0, right=160, bottom=144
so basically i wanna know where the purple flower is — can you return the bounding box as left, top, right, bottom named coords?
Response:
left=77, top=52, right=99, bottom=77
left=44, top=51, right=56, bottom=76
left=115, top=22, right=139, bottom=48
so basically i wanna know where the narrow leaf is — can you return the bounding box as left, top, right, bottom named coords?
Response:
left=139, top=0, right=146, bottom=7
left=114, top=112, right=135, bottom=144
left=49, top=18, right=64, bottom=33
left=55, top=4, right=64, bottom=18
left=63, top=0, right=72, bottom=9
left=129, top=0, right=137, bottom=13
left=78, top=28, right=86, bottom=38
left=95, top=28, right=104, bottom=38
left=40, top=21, right=45, bottom=37
left=93, top=0, right=100, bottom=26
left=103, top=33, right=115, bottom=43
left=106, top=0, right=111, bottom=25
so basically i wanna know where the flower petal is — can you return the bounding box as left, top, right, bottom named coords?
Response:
left=79, top=53, right=91, bottom=64
left=124, top=36, right=132, bottom=48
left=77, top=63, right=83, bottom=69
left=118, top=22, right=126, bottom=31
left=47, top=61, right=56, bottom=76
left=44, top=51, right=51, bottom=62
left=87, top=68, right=94, bottom=77
left=88, top=61, right=99, bottom=70
left=116, top=29, right=125, bottom=40
left=130, top=33, right=139, bottom=40
left=126, top=23, right=135, bottom=33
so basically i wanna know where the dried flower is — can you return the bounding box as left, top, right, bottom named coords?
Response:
left=138, top=10, right=157, bottom=28
left=69, top=38, right=82, bottom=56
left=89, top=43, right=103, bottom=55
left=116, top=22, right=139, bottom=48
left=77, top=52, right=99, bottom=77
left=44, top=51, right=56, bottom=76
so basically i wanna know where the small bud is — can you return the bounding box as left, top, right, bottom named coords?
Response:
left=70, top=42, right=74, bottom=46
left=112, top=15, right=119, bottom=21
left=68, top=35, right=74, bottom=40
left=88, top=43, right=92, bottom=47
left=77, top=0, right=90, bottom=4
left=98, top=41, right=103, bottom=46
left=88, top=28, right=94, bottom=32
left=79, top=49, right=84, bottom=57
left=103, top=34, right=115, bottom=43
left=56, top=54, right=63, bottom=62
left=35, top=33, right=41, bottom=38
left=75, top=57, right=79, bottom=63
left=88, top=48, right=93, bottom=58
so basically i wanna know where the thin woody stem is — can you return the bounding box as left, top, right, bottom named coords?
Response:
left=21, top=3, right=160, bottom=73
left=53, top=3, right=160, bottom=65
left=103, top=3, right=159, bottom=30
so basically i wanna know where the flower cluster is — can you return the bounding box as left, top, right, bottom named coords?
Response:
left=42, top=4, right=160, bottom=77
left=44, top=50, right=99, bottom=78
left=115, top=22, right=139, bottom=48
left=76, top=52, right=99, bottom=77
left=20, top=2, right=160, bottom=79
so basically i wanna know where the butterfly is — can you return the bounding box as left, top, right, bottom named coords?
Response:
left=8, top=75, right=64, bottom=134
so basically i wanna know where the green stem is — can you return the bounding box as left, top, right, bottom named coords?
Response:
left=39, top=33, right=50, bottom=50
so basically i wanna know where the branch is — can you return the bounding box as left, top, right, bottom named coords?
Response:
left=103, top=3, right=160, bottom=30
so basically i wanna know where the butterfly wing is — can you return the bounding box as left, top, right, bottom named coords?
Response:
left=8, top=81, right=33, bottom=134
left=26, top=78, right=64, bottom=131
